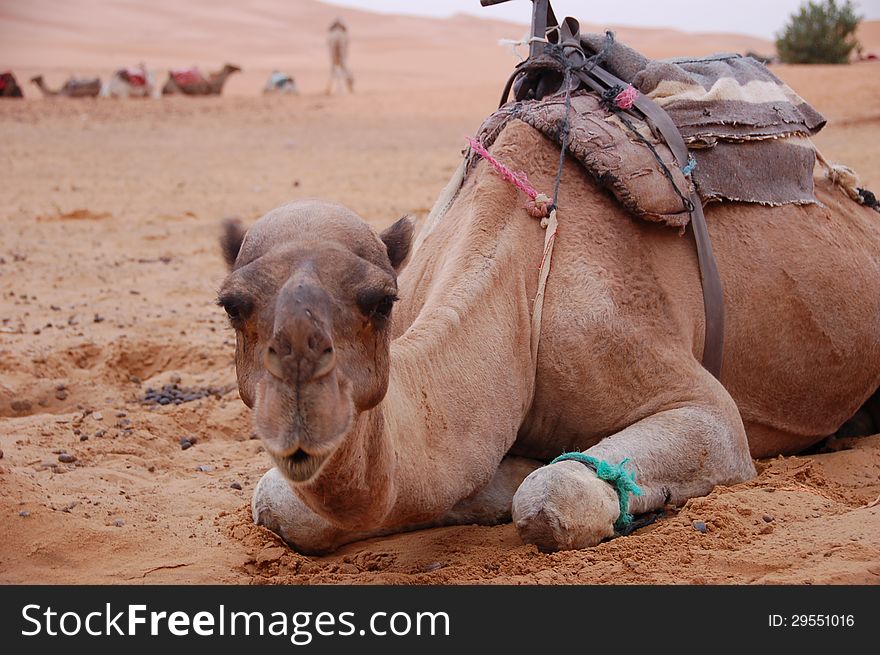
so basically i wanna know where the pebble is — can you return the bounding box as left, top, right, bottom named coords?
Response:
left=113, top=519, right=125, bottom=527
left=762, top=514, right=774, bottom=522
left=94, top=429, right=106, bottom=438
left=55, top=389, right=68, bottom=400
left=93, top=412, right=103, bottom=421
left=692, top=520, right=708, bottom=533
left=180, top=438, right=194, bottom=450
left=93, top=314, right=105, bottom=323
left=58, top=453, right=77, bottom=463
left=19, top=510, right=30, bottom=518
left=141, top=383, right=227, bottom=407
left=196, top=465, right=214, bottom=472
left=79, top=434, right=88, bottom=441
left=230, top=482, right=242, bottom=490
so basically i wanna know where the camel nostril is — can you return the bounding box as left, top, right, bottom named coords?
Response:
left=264, top=344, right=285, bottom=380
left=313, top=344, right=337, bottom=379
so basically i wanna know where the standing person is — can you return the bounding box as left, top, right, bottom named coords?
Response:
left=326, top=18, right=354, bottom=94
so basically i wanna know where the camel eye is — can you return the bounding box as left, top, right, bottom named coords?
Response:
left=374, top=295, right=395, bottom=319
left=217, top=294, right=252, bottom=327
left=357, top=290, right=397, bottom=322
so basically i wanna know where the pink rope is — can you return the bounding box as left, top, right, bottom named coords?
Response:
left=615, top=84, right=639, bottom=110
left=466, top=136, right=539, bottom=200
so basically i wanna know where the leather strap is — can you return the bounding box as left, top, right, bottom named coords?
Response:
left=500, top=5, right=725, bottom=378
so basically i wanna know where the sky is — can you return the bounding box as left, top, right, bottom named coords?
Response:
left=320, top=0, right=880, bottom=40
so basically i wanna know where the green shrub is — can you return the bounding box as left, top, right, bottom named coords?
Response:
left=776, top=0, right=862, bottom=64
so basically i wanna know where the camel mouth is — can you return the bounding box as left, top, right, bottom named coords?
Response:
left=276, top=448, right=329, bottom=483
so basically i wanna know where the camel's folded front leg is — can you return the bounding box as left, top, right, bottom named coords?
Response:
left=253, top=455, right=542, bottom=554
left=512, top=381, right=756, bottom=551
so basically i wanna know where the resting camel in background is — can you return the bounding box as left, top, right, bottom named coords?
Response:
left=101, top=64, right=159, bottom=99
left=325, top=19, right=354, bottom=94
left=219, top=118, right=880, bottom=554
left=161, top=63, right=241, bottom=96
left=30, top=74, right=101, bottom=98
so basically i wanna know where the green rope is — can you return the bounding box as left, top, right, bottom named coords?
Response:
left=549, top=452, right=643, bottom=532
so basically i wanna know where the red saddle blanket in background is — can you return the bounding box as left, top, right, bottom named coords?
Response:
left=122, top=67, right=147, bottom=87
left=170, top=68, right=205, bottom=87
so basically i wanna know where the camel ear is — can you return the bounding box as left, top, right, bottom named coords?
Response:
left=380, top=216, right=414, bottom=272
left=220, top=218, right=246, bottom=270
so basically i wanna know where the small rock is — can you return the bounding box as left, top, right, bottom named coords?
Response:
left=92, top=412, right=103, bottom=421
left=93, top=314, right=105, bottom=323
left=196, top=465, right=214, bottom=472
left=762, top=514, right=774, bottom=522
left=230, top=482, right=242, bottom=490
left=759, top=524, right=774, bottom=535
left=180, top=438, right=193, bottom=450
left=79, top=434, right=88, bottom=441
left=692, top=520, right=708, bottom=533
left=170, top=374, right=181, bottom=384
left=94, top=429, right=106, bottom=438
left=55, top=389, right=68, bottom=401
left=147, top=465, right=155, bottom=473
left=55, top=383, right=67, bottom=391
left=58, top=453, right=77, bottom=463
left=19, top=510, right=30, bottom=517
left=0, top=449, right=3, bottom=459
left=128, top=375, right=141, bottom=384
left=338, top=563, right=359, bottom=574
left=113, top=519, right=125, bottom=527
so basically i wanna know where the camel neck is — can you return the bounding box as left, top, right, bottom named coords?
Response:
left=294, top=172, right=541, bottom=530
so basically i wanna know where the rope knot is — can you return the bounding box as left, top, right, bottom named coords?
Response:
left=549, top=452, right=644, bottom=532
left=529, top=192, right=552, bottom=220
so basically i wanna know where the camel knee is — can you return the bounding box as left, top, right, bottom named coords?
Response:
left=252, top=468, right=347, bottom=554
left=512, top=460, right=619, bottom=551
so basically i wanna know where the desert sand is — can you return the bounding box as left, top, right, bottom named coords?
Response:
left=1, top=0, right=879, bottom=584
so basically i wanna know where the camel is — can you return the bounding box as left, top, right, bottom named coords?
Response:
left=263, top=71, right=298, bottom=95
left=325, top=19, right=354, bottom=94
left=161, top=64, right=241, bottom=96
left=220, top=117, right=880, bottom=554
left=0, top=72, right=24, bottom=98
left=30, top=74, right=101, bottom=98
left=101, top=64, right=159, bottom=99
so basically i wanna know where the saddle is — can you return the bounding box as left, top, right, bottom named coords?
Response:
left=120, top=66, right=147, bottom=87
left=480, top=0, right=726, bottom=378
left=170, top=67, right=205, bottom=88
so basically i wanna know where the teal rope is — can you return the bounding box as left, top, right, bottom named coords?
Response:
left=549, top=452, right=643, bottom=532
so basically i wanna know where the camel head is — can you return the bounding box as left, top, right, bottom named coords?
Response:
left=218, top=201, right=413, bottom=483
left=222, top=64, right=242, bottom=74
left=29, top=75, right=43, bottom=85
